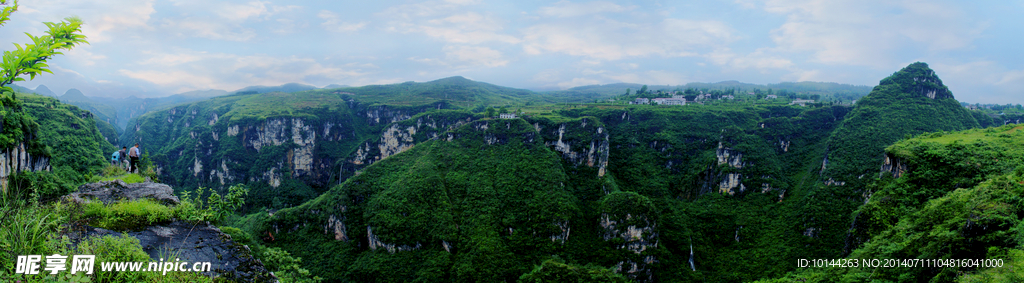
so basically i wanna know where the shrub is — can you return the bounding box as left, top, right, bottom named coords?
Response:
left=7, top=170, right=76, bottom=202
left=518, top=258, right=628, bottom=283
left=83, top=199, right=173, bottom=231
left=173, top=185, right=249, bottom=225
left=74, top=234, right=154, bottom=282
left=101, top=163, right=126, bottom=177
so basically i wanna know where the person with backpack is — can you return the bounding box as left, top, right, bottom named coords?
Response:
left=119, top=146, right=128, bottom=171
left=110, top=150, right=119, bottom=166
left=129, top=143, right=141, bottom=173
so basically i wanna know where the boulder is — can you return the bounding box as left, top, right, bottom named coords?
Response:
left=68, top=221, right=277, bottom=283
left=66, top=180, right=180, bottom=205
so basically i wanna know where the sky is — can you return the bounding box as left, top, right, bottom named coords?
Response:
left=1, top=0, right=1022, bottom=104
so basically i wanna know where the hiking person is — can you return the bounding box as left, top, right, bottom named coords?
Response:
left=129, top=143, right=141, bottom=173
left=118, top=146, right=128, bottom=171
left=110, top=150, right=119, bottom=166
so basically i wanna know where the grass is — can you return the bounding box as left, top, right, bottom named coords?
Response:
left=96, top=173, right=146, bottom=184
left=93, top=164, right=147, bottom=184
left=910, top=124, right=1023, bottom=145
left=83, top=199, right=173, bottom=231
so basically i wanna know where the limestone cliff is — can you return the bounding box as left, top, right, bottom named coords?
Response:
left=0, top=142, right=51, bottom=192
left=346, top=110, right=475, bottom=169
left=599, top=191, right=658, bottom=283
left=530, top=116, right=610, bottom=178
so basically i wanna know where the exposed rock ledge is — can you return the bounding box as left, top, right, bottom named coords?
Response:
left=65, top=180, right=180, bottom=205
left=63, top=181, right=276, bottom=282
left=68, top=221, right=276, bottom=282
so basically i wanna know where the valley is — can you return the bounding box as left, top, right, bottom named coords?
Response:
left=3, top=62, right=1024, bottom=282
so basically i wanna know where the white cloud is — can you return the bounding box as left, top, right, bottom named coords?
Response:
left=932, top=61, right=1024, bottom=103
left=16, top=0, right=158, bottom=42
left=557, top=78, right=602, bottom=89
left=382, top=4, right=519, bottom=44
left=761, top=0, right=983, bottom=66
left=65, top=47, right=108, bottom=66
left=120, top=50, right=370, bottom=92
left=318, top=10, right=367, bottom=32
left=522, top=18, right=734, bottom=60
left=643, top=70, right=688, bottom=85
left=443, top=0, right=479, bottom=5
left=444, top=45, right=509, bottom=67
left=162, top=19, right=257, bottom=41
left=218, top=1, right=271, bottom=21
left=538, top=1, right=630, bottom=18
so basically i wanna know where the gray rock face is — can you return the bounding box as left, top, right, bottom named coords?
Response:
left=66, top=180, right=180, bottom=205
left=69, top=221, right=276, bottom=282
left=0, top=141, right=51, bottom=193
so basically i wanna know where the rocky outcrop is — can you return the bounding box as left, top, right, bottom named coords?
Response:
left=66, top=180, right=180, bottom=205
left=68, top=221, right=276, bottom=282
left=364, top=106, right=413, bottom=126
left=600, top=213, right=657, bottom=282
left=367, top=226, right=421, bottom=253
left=378, top=125, right=416, bottom=160
left=348, top=112, right=475, bottom=168
left=880, top=153, right=907, bottom=178
left=540, top=118, right=610, bottom=177
left=716, top=142, right=743, bottom=168
left=325, top=214, right=348, bottom=241
left=718, top=173, right=744, bottom=195
left=0, top=142, right=51, bottom=192
left=551, top=221, right=570, bottom=244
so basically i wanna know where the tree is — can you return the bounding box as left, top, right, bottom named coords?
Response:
left=639, top=85, right=648, bottom=95
left=486, top=107, right=495, bottom=117
left=0, top=0, right=88, bottom=93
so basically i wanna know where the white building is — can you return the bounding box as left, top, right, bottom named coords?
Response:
left=634, top=98, right=650, bottom=105
left=652, top=98, right=686, bottom=106
left=790, top=99, right=815, bottom=106
left=766, top=95, right=778, bottom=99
left=499, top=113, right=517, bottom=119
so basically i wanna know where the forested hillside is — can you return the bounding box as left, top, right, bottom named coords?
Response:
left=5, top=61, right=1022, bottom=282
left=0, top=92, right=114, bottom=199
left=760, top=124, right=1024, bottom=282
left=216, top=62, right=1011, bottom=282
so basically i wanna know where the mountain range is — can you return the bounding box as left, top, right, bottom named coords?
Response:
left=5, top=62, right=1023, bottom=282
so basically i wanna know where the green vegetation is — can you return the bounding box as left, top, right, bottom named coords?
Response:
left=822, top=62, right=979, bottom=184
left=0, top=197, right=212, bottom=282
left=328, top=76, right=539, bottom=107
left=84, top=199, right=173, bottom=231
left=518, top=258, right=630, bottom=283
left=174, top=185, right=249, bottom=224
left=759, top=125, right=1024, bottom=282
left=0, top=0, right=88, bottom=94
left=4, top=55, right=1023, bottom=282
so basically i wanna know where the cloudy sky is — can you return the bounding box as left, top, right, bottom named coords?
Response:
left=2, top=0, right=1021, bottom=104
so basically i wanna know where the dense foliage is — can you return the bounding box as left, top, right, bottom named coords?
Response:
left=822, top=62, right=979, bottom=184
left=4, top=58, right=1021, bottom=282
left=760, top=124, right=1024, bottom=282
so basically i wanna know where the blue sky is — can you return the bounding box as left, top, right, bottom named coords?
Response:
left=2, top=0, right=1022, bottom=104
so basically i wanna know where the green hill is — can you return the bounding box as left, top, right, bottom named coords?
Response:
left=233, top=83, right=317, bottom=94
left=48, top=64, right=1012, bottom=282
left=258, top=119, right=586, bottom=281
left=328, top=76, right=542, bottom=107
left=822, top=62, right=979, bottom=185
left=760, top=124, right=1024, bottom=282
left=118, top=90, right=456, bottom=208
left=0, top=92, right=114, bottom=199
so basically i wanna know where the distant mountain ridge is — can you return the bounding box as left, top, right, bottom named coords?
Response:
left=59, top=88, right=90, bottom=102
left=232, top=83, right=318, bottom=94
left=34, top=85, right=57, bottom=97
